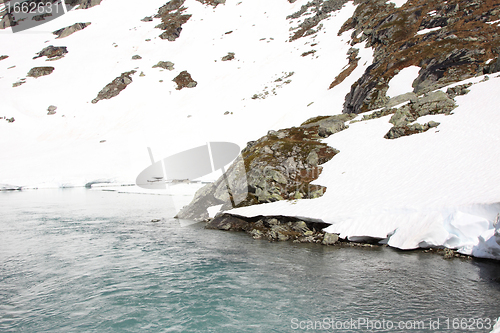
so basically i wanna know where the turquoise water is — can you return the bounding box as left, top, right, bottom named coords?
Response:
left=1, top=189, right=500, bottom=332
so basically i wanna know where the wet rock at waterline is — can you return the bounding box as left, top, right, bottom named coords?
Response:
left=205, top=213, right=335, bottom=244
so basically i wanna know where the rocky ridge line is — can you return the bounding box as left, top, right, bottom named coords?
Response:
left=340, top=0, right=500, bottom=114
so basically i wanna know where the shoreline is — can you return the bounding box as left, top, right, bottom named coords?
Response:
left=0, top=187, right=488, bottom=261
left=203, top=213, right=477, bottom=261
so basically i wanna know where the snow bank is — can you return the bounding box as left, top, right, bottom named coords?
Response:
left=386, top=66, right=420, bottom=97
left=230, top=76, right=500, bottom=260
left=0, top=0, right=364, bottom=190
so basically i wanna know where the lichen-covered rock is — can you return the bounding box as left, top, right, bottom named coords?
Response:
left=176, top=116, right=349, bottom=221
left=153, top=61, right=175, bottom=70
left=27, top=67, right=54, bottom=78
left=379, top=90, right=455, bottom=139
left=384, top=122, right=439, bottom=140
left=301, top=113, right=356, bottom=137
left=205, top=213, right=332, bottom=244
left=154, top=0, right=192, bottom=41
left=322, top=232, right=339, bottom=245
left=388, top=90, right=456, bottom=127
left=33, top=46, right=68, bottom=60
left=91, top=70, right=136, bottom=104
left=446, top=83, right=473, bottom=99
left=386, top=93, right=417, bottom=109
left=173, top=70, right=197, bottom=90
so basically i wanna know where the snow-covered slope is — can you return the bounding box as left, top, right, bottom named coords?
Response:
left=0, top=0, right=369, bottom=188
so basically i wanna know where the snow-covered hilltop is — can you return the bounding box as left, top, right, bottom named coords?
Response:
left=1, top=0, right=500, bottom=260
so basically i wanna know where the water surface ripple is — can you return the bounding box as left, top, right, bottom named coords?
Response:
left=1, top=189, right=500, bottom=332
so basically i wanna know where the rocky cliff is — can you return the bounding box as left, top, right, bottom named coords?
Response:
left=341, top=0, right=500, bottom=114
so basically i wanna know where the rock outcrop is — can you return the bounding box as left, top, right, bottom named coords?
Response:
left=221, top=52, right=235, bottom=61
left=356, top=82, right=476, bottom=139
left=287, top=0, right=350, bottom=41
left=176, top=114, right=355, bottom=221
left=154, top=0, right=192, bottom=41
left=0, top=13, right=15, bottom=30
left=153, top=61, right=175, bottom=70
left=340, top=0, right=500, bottom=114
left=329, top=48, right=360, bottom=89
left=27, top=67, right=55, bottom=78
left=53, top=23, right=91, bottom=39
left=91, top=70, right=136, bottom=104
left=195, top=0, right=226, bottom=7
left=33, top=46, right=68, bottom=60
left=205, top=213, right=336, bottom=244
left=173, top=71, right=197, bottom=90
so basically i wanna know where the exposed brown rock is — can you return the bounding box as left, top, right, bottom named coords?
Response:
left=329, top=48, right=360, bottom=89
left=173, top=70, right=197, bottom=90
left=154, top=0, right=192, bottom=41
left=341, top=0, right=500, bottom=114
